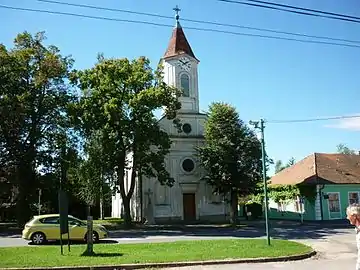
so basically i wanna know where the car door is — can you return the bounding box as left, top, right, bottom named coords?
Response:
left=39, top=217, right=60, bottom=240
left=68, top=217, right=87, bottom=240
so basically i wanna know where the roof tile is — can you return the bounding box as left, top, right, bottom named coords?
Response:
left=270, top=153, right=360, bottom=185
left=163, top=26, right=198, bottom=61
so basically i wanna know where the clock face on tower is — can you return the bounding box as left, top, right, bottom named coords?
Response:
left=177, top=56, right=191, bottom=72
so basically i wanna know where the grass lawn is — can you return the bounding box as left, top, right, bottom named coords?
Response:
left=0, top=239, right=312, bottom=268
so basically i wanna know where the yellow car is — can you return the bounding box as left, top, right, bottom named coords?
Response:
left=22, top=214, right=108, bottom=245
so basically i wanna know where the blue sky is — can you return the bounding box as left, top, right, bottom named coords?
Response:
left=1, top=0, right=359, bottom=174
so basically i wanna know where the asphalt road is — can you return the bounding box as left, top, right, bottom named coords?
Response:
left=0, top=223, right=351, bottom=247
left=0, top=224, right=358, bottom=269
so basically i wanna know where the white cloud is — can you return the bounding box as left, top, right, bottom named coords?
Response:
left=325, top=117, right=360, bottom=131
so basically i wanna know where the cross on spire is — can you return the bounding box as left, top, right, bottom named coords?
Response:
left=173, top=5, right=181, bottom=27
left=173, top=5, right=181, bottom=20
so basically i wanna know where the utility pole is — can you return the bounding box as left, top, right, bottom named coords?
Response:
left=38, top=189, right=42, bottom=215
left=249, top=118, right=271, bottom=246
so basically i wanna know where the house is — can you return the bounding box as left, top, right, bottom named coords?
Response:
left=268, top=153, right=360, bottom=221
left=111, top=8, right=230, bottom=224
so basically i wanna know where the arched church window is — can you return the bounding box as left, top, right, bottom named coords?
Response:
left=180, top=74, right=190, bottom=97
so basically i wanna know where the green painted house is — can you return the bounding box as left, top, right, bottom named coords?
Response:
left=268, top=153, right=360, bottom=221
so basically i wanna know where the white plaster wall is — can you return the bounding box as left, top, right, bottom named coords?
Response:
left=159, top=114, right=206, bottom=137
left=161, top=56, right=199, bottom=113
left=268, top=199, right=303, bottom=213
left=111, top=45, right=230, bottom=222
left=111, top=191, right=122, bottom=218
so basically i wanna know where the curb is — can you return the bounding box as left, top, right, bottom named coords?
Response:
left=0, top=250, right=316, bottom=270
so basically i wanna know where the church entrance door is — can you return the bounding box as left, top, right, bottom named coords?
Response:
left=183, top=193, right=196, bottom=221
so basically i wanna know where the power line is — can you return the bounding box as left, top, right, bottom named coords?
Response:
left=1, top=5, right=175, bottom=27
left=266, top=115, right=360, bottom=124
left=34, top=0, right=360, bottom=45
left=2, top=4, right=360, bottom=49
left=244, top=0, right=360, bottom=21
left=216, top=0, right=360, bottom=24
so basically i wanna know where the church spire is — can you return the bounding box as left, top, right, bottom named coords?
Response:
left=174, top=5, right=181, bottom=28
left=163, top=5, right=198, bottom=61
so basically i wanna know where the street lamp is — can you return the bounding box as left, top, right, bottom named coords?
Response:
left=249, top=119, right=271, bottom=246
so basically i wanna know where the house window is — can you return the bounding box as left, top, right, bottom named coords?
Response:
left=180, top=74, right=190, bottom=97
left=349, top=192, right=359, bottom=204
left=327, top=192, right=342, bottom=219
left=328, top=193, right=340, bottom=212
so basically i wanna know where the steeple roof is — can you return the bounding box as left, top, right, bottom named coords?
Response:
left=163, top=6, right=198, bottom=61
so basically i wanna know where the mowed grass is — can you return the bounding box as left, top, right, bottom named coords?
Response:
left=0, top=239, right=312, bottom=268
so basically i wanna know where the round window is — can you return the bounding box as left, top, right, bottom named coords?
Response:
left=182, top=158, right=195, bottom=173
left=182, top=123, right=192, bottom=134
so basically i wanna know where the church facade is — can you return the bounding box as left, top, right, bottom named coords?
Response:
left=111, top=10, right=230, bottom=223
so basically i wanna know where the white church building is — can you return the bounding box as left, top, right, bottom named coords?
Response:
left=111, top=8, right=230, bottom=224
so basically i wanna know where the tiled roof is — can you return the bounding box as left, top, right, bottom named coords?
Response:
left=270, top=153, right=360, bottom=185
left=163, top=25, right=198, bottom=61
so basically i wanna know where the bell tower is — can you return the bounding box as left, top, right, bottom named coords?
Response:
left=160, top=6, right=200, bottom=113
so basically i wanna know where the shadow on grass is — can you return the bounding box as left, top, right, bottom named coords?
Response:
left=28, top=239, right=118, bottom=246
left=81, top=251, right=123, bottom=257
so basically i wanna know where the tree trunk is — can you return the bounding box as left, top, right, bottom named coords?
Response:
left=139, top=168, right=143, bottom=223
left=118, top=152, right=138, bottom=228
left=122, top=196, right=132, bottom=228
left=85, top=204, right=94, bottom=255
left=16, top=189, right=31, bottom=226
left=99, top=185, right=104, bottom=220
left=16, top=163, right=35, bottom=226
left=229, top=190, right=238, bottom=226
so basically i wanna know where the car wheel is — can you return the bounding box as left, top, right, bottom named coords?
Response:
left=31, top=232, right=46, bottom=245
left=84, top=231, right=99, bottom=243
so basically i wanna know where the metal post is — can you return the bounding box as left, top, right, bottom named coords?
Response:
left=59, top=167, right=63, bottom=255
left=38, top=189, right=42, bottom=215
left=87, top=215, right=93, bottom=255
left=260, top=119, right=271, bottom=246
left=249, top=119, right=271, bottom=246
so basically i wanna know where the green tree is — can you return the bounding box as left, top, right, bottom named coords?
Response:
left=71, top=56, right=181, bottom=227
left=336, top=143, right=356, bottom=155
left=274, top=157, right=295, bottom=173
left=196, top=102, right=262, bottom=225
left=0, top=31, right=76, bottom=225
left=69, top=131, right=110, bottom=216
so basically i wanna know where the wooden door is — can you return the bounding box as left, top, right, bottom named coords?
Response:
left=183, top=193, right=196, bottom=221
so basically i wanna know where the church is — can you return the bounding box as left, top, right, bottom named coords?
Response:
left=111, top=7, right=230, bottom=223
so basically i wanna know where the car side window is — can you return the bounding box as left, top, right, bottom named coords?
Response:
left=40, top=217, right=59, bottom=224
left=68, top=218, right=80, bottom=226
